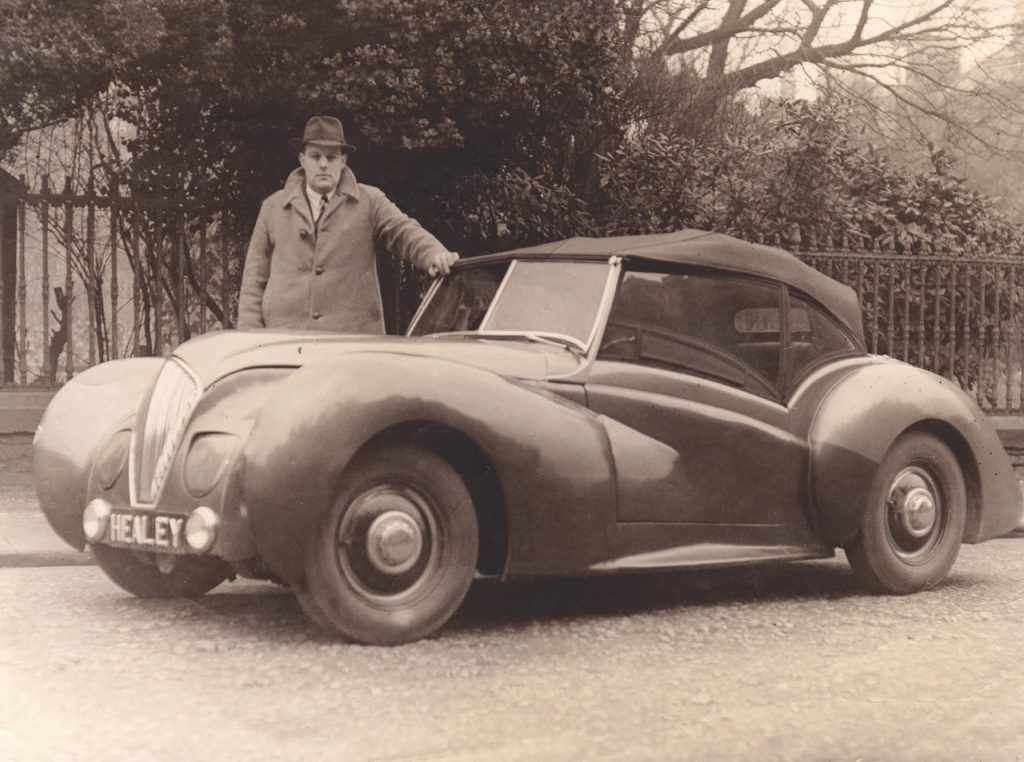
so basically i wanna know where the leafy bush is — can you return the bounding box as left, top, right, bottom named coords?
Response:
left=595, top=98, right=1024, bottom=256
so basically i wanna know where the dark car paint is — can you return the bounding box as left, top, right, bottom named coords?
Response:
left=173, top=329, right=576, bottom=389
left=34, top=358, right=164, bottom=549
left=113, top=367, right=293, bottom=561
left=32, top=243, right=1023, bottom=590
left=241, top=352, right=617, bottom=583
left=585, top=362, right=801, bottom=528
left=790, top=357, right=1022, bottom=546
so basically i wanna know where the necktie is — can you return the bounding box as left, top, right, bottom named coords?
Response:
left=316, top=194, right=328, bottom=223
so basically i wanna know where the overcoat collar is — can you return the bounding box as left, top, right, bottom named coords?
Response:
left=280, top=166, right=359, bottom=224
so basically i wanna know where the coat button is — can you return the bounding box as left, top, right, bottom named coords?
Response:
left=299, top=229, right=309, bottom=239
left=314, top=266, right=324, bottom=275
left=312, top=312, right=322, bottom=320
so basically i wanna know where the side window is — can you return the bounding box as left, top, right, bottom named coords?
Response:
left=786, top=293, right=860, bottom=381
left=599, top=270, right=783, bottom=393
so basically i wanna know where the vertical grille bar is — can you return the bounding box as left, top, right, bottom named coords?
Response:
left=133, top=359, right=200, bottom=505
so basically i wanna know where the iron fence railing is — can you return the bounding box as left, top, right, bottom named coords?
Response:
left=1, top=180, right=1022, bottom=413
left=799, top=251, right=1024, bottom=414
left=0, top=178, right=240, bottom=386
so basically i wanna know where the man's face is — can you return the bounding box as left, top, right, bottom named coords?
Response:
left=299, top=143, right=347, bottom=194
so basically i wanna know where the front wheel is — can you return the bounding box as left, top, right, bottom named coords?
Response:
left=300, top=444, right=478, bottom=645
left=845, top=432, right=966, bottom=594
left=91, top=543, right=232, bottom=598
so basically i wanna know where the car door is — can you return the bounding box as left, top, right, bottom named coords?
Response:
left=585, top=267, right=813, bottom=552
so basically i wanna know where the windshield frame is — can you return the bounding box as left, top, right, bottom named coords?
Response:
left=407, top=256, right=621, bottom=356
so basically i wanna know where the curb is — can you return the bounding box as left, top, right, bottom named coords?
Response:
left=0, top=511, right=96, bottom=568
left=0, top=550, right=95, bottom=568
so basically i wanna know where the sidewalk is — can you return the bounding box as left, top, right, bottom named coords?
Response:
left=0, top=433, right=92, bottom=567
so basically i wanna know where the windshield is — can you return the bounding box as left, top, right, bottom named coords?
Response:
left=409, top=259, right=613, bottom=348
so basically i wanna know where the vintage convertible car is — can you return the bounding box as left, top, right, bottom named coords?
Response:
left=34, top=230, right=1022, bottom=645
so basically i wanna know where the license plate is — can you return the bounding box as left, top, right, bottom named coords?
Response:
left=108, top=511, right=186, bottom=550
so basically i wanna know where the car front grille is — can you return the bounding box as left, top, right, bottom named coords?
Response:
left=132, top=359, right=201, bottom=505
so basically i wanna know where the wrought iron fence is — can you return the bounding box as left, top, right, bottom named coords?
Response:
left=0, top=177, right=241, bottom=386
left=1, top=179, right=1022, bottom=413
left=798, top=251, right=1024, bottom=414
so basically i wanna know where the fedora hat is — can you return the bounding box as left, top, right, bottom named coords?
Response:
left=297, top=116, right=356, bottom=152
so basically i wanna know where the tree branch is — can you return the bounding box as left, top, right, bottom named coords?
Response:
left=659, top=0, right=786, bottom=57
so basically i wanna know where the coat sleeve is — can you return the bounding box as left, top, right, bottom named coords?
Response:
left=237, top=202, right=272, bottom=329
left=368, top=187, right=449, bottom=269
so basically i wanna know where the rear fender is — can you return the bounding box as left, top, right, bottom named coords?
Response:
left=33, top=358, right=164, bottom=549
left=242, top=353, right=615, bottom=583
left=804, top=362, right=1021, bottom=546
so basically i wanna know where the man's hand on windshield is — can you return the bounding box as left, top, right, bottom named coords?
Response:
left=427, top=250, right=460, bottom=277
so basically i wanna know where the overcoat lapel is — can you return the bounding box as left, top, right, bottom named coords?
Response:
left=318, top=167, right=360, bottom=227
left=282, top=188, right=314, bottom=227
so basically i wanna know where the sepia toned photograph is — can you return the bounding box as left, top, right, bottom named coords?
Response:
left=2, top=1, right=1024, bottom=759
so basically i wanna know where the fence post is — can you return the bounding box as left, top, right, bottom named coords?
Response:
left=884, top=238, right=895, bottom=358
left=176, top=201, right=186, bottom=341
left=948, top=264, right=957, bottom=384
left=154, top=206, right=163, bottom=355
left=86, top=176, right=96, bottom=367
left=221, top=209, right=230, bottom=329
left=0, top=187, right=5, bottom=384
left=41, top=175, right=51, bottom=383
left=994, top=266, right=1004, bottom=406
left=17, top=175, right=27, bottom=384
left=198, top=202, right=207, bottom=333
left=132, top=202, right=141, bottom=357
left=110, top=179, right=119, bottom=360
left=63, top=178, right=74, bottom=381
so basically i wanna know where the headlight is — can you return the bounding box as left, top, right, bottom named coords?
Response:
left=183, top=433, right=238, bottom=497
left=95, top=430, right=131, bottom=489
left=83, top=498, right=112, bottom=541
left=185, top=506, right=219, bottom=553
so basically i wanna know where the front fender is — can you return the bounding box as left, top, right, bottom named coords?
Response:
left=33, top=358, right=164, bottom=549
left=242, top=352, right=615, bottom=583
left=803, top=361, right=1021, bottom=546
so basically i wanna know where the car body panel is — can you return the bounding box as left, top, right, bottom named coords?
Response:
left=174, top=329, right=575, bottom=388
left=241, top=352, right=616, bottom=583
left=789, top=357, right=1022, bottom=546
left=33, top=230, right=1022, bottom=614
left=34, top=358, right=164, bottom=549
left=585, top=362, right=801, bottom=527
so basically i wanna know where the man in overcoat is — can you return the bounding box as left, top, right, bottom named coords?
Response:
left=237, top=116, right=458, bottom=332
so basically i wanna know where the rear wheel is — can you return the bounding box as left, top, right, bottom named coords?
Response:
left=91, top=543, right=231, bottom=598
left=845, top=432, right=966, bottom=594
left=300, top=444, right=478, bottom=645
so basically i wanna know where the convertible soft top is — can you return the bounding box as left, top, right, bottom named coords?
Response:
left=495, top=230, right=864, bottom=342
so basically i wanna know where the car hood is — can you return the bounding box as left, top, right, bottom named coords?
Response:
left=173, top=330, right=579, bottom=388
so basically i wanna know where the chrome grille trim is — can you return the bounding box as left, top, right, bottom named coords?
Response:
left=130, top=359, right=202, bottom=506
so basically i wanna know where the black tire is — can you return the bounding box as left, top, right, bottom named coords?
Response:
left=293, top=583, right=337, bottom=632
left=92, top=543, right=231, bottom=599
left=845, top=432, right=966, bottom=594
left=300, top=444, right=478, bottom=645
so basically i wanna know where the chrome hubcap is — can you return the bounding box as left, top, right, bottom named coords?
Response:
left=366, top=510, right=424, bottom=575
left=886, top=466, right=943, bottom=559
left=335, top=485, right=439, bottom=603
left=898, top=487, right=937, bottom=538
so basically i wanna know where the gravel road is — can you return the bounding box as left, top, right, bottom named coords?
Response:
left=3, top=538, right=1023, bottom=762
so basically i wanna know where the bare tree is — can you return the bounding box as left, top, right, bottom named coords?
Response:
left=618, top=0, right=1024, bottom=155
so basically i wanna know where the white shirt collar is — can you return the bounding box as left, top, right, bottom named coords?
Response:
left=304, top=184, right=334, bottom=214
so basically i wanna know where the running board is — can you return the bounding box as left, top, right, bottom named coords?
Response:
left=589, top=542, right=833, bottom=572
